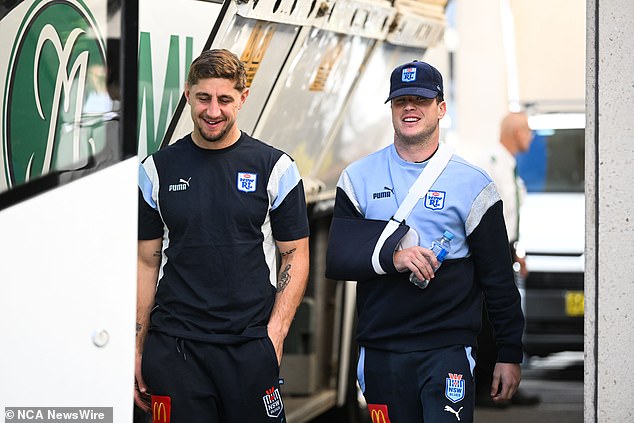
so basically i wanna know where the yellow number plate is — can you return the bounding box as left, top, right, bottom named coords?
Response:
left=565, top=291, right=584, bottom=316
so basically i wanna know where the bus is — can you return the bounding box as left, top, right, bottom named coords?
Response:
left=0, top=0, right=447, bottom=421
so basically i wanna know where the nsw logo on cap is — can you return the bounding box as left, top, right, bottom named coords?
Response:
left=401, top=67, right=417, bottom=83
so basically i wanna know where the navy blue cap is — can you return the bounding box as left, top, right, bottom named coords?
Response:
left=385, top=60, right=443, bottom=103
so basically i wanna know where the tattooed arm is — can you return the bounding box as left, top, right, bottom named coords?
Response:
left=135, top=238, right=162, bottom=412
left=268, top=237, right=310, bottom=365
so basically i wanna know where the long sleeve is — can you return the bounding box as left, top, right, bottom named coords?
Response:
left=325, top=186, right=409, bottom=281
left=467, top=199, right=525, bottom=362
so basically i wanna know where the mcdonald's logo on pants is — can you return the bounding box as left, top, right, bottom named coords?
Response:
left=151, top=395, right=171, bottom=423
left=368, top=403, right=391, bottom=423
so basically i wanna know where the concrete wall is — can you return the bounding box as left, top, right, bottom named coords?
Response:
left=585, top=0, right=634, bottom=422
left=512, top=0, right=586, bottom=107
left=453, top=0, right=509, bottom=160
left=453, top=0, right=586, bottom=160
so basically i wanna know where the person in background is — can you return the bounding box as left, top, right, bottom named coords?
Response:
left=474, top=111, right=540, bottom=407
left=135, top=49, right=310, bottom=422
left=326, top=60, right=525, bottom=422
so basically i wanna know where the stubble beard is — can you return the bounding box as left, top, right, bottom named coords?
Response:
left=197, top=116, right=233, bottom=144
left=200, top=126, right=228, bottom=143
left=395, top=121, right=438, bottom=147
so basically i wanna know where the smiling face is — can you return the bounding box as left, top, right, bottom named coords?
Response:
left=391, top=95, right=446, bottom=147
left=185, top=77, right=248, bottom=149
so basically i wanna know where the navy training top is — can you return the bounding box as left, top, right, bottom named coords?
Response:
left=138, top=132, right=310, bottom=344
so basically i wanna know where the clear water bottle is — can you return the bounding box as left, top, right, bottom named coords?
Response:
left=409, top=230, right=454, bottom=289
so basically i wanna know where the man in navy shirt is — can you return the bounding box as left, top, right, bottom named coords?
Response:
left=135, top=49, right=310, bottom=422
left=327, top=60, right=524, bottom=422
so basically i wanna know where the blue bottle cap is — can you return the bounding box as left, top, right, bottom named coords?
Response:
left=443, top=231, right=454, bottom=240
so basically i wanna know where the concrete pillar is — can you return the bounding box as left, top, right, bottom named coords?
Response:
left=586, top=1, right=634, bottom=422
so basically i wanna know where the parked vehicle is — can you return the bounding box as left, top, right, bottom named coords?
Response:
left=517, top=112, right=585, bottom=357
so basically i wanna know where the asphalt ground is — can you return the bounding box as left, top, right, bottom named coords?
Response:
left=474, top=352, right=583, bottom=423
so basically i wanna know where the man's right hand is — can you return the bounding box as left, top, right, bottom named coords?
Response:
left=134, top=351, right=151, bottom=413
left=394, top=246, right=438, bottom=282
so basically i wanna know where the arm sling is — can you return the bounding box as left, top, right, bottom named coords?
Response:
left=371, top=143, right=454, bottom=274
left=325, top=143, right=454, bottom=281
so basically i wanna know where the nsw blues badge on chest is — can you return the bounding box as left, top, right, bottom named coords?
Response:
left=237, top=172, right=257, bottom=192
left=425, top=190, right=446, bottom=210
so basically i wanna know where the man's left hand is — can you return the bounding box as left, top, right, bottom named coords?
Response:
left=490, top=362, right=521, bottom=402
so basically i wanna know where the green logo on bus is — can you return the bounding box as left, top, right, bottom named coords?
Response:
left=2, top=0, right=107, bottom=188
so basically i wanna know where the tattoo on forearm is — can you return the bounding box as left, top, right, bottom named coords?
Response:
left=136, top=323, right=142, bottom=335
left=277, top=264, right=291, bottom=293
left=280, top=248, right=296, bottom=257
left=153, top=250, right=161, bottom=257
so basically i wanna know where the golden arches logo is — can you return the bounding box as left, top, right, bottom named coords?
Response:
left=368, top=404, right=391, bottom=423
left=151, top=396, right=171, bottom=423
left=370, top=409, right=387, bottom=423
left=152, top=402, right=166, bottom=422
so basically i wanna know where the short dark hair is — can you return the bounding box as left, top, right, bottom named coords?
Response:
left=187, top=49, right=247, bottom=91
